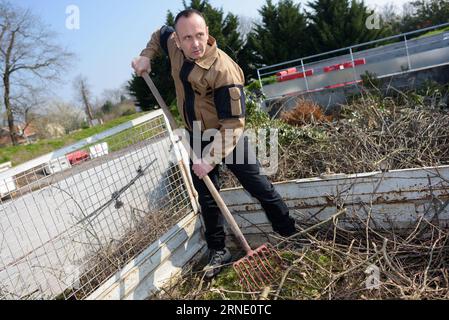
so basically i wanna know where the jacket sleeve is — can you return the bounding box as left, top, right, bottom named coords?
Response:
left=140, top=25, right=175, bottom=60
left=203, top=62, right=246, bottom=166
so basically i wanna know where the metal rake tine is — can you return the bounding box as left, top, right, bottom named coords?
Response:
left=246, top=255, right=268, bottom=288
left=238, top=254, right=269, bottom=292
left=236, top=264, right=257, bottom=292
left=237, top=258, right=261, bottom=290
left=258, top=248, right=278, bottom=276
left=255, top=249, right=276, bottom=277
left=246, top=246, right=277, bottom=282
left=251, top=252, right=275, bottom=288
left=234, top=263, right=253, bottom=291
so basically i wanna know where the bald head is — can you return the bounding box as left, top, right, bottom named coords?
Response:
left=174, top=10, right=209, bottom=60
left=174, top=9, right=207, bottom=31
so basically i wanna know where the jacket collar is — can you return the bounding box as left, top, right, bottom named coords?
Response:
left=193, top=35, right=218, bottom=70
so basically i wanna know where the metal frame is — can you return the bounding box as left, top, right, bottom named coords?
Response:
left=257, top=22, right=449, bottom=100
left=0, top=110, right=198, bottom=300
left=258, top=22, right=449, bottom=76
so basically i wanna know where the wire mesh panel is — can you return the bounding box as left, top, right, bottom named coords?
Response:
left=0, top=111, right=195, bottom=300
left=259, top=23, right=449, bottom=101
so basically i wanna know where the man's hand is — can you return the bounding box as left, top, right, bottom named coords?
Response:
left=192, top=160, right=215, bottom=179
left=131, top=56, right=151, bottom=76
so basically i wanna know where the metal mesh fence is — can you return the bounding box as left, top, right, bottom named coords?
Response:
left=0, top=111, right=194, bottom=300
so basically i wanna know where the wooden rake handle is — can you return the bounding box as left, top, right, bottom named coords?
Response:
left=141, top=73, right=252, bottom=254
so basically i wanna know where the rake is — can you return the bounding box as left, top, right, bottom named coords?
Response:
left=141, top=73, right=283, bottom=292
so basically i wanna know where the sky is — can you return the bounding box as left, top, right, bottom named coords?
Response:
left=11, top=0, right=412, bottom=105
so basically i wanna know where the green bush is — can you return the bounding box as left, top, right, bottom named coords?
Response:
left=360, top=71, right=381, bottom=91
left=81, top=120, right=90, bottom=129
left=121, top=109, right=136, bottom=117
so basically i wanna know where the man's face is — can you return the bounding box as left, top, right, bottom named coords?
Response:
left=175, top=14, right=209, bottom=60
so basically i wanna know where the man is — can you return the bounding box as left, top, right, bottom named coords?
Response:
left=132, top=9, right=296, bottom=279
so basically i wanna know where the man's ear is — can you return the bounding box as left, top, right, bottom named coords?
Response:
left=174, top=32, right=181, bottom=49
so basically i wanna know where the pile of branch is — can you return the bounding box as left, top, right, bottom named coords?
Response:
left=153, top=95, right=449, bottom=300
left=221, top=96, right=449, bottom=189
left=156, top=206, right=449, bottom=300
left=62, top=207, right=189, bottom=300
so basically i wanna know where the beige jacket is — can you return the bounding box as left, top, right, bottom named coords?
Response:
left=140, top=26, right=246, bottom=165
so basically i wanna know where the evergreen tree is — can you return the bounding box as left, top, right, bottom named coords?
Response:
left=306, top=0, right=387, bottom=54
left=127, top=11, right=176, bottom=112
left=179, top=0, right=244, bottom=61
left=101, top=100, right=114, bottom=114
left=241, top=0, right=308, bottom=79
left=128, top=0, right=244, bottom=111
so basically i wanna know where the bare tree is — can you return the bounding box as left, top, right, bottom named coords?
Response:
left=73, top=75, right=95, bottom=127
left=10, top=84, right=44, bottom=134
left=0, top=1, right=73, bottom=145
left=379, top=3, right=403, bottom=34
left=38, top=101, right=83, bottom=137
left=381, top=3, right=400, bottom=20
left=101, top=86, right=129, bottom=106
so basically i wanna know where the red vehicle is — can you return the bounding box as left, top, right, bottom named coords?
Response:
left=66, top=150, right=90, bottom=165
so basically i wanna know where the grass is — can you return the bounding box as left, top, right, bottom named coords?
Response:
left=0, top=112, right=148, bottom=166
left=91, top=118, right=167, bottom=154
left=417, top=25, right=449, bottom=39
left=163, top=248, right=344, bottom=300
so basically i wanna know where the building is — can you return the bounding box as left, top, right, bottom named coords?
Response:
left=0, top=123, right=38, bottom=146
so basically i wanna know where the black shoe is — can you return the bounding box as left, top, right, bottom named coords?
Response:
left=203, top=248, right=232, bottom=279
left=280, top=229, right=298, bottom=237
left=273, top=217, right=298, bottom=237
left=276, top=225, right=298, bottom=237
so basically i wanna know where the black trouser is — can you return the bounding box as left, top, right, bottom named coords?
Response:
left=189, top=133, right=296, bottom=250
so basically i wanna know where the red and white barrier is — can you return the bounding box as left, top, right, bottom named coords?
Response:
left=323, top=58, right=366, bottom=73
left=276, top=68, right=314, bottom=82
